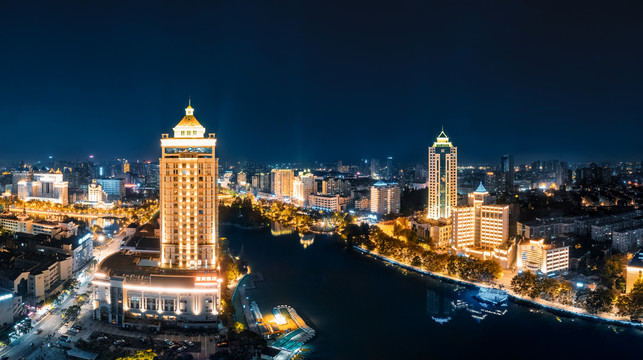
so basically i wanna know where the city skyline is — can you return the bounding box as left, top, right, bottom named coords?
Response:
left=1, top=1, right=643, bottom=164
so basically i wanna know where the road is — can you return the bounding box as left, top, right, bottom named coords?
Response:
left=0, top=230, right=127, bottom=360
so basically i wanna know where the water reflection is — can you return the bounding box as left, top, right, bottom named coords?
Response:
left=300, top=233, right=315, bottom=249
left=426, top=289, right=453, bottom=324
left=270, top=221, right=294, bottom=236
left=427, top=286, right=509, bottom=324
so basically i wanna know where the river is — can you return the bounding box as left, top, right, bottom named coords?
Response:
left=223, top=224, right=643, bottom=359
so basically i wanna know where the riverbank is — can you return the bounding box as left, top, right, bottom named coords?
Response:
left=353, top=245, right=642, bottom=329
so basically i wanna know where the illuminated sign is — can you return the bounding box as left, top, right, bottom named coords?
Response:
left=0, top=294, right=13, bottom=301
left=78, top=233, right=92, bottom=245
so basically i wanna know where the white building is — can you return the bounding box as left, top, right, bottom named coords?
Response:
left=427, top=130, right=457, bottom=220
left=17, top=173, right=68, bottom=205
left=309, top=194, right=349, bottom=212
left=370, top=181, right=400, bottom=215
left=292, top=174, right=315, bottom=207
left=87, top=179, right=108, bottom=202
left=517, top=238, right=569, bottom=275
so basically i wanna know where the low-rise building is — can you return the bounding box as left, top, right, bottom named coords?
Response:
left=309, top=194, right=349, bottom=212
left=517, top=238, right=569, bottom=276
left=625, top=250, right=643, bottom=294
left=17, top=172, right=68, bottom=205
left=0, top=288, right=24, bottom=329
left=15, top=253, right=73, bottom=302
left=411, top=218, right=452, bottom=248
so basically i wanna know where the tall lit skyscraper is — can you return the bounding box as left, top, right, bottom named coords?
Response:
left=428, top=130, right=457, bottom=220
left=160, top=102, right=218, bottom=269
left=500, top=154, right=514, bottom=192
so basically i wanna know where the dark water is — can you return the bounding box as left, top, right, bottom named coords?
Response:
left=224, top=225, right=643, bottom=360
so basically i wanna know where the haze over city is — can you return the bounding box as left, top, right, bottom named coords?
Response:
left=1, top=1, right=642, bottom=164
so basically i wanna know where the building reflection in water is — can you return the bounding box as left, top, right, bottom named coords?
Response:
left=270, top=222, right=294, bottom=236
left=300, top=233, right=315, bottom=249
left=426, top=289, right=454, bottom=324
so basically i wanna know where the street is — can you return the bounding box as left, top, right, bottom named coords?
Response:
left=0, top=229, right=126, bottom=360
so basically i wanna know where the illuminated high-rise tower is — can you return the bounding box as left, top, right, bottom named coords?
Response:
left=428, top=129, right=457, bottom=220
left=160, top=102, right=218, bottom=268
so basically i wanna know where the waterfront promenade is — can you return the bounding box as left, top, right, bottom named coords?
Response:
left=353, top=245, right=643, bottom=328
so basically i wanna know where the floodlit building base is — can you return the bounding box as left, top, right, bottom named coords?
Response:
left=91, top=253, right=221, bottom=329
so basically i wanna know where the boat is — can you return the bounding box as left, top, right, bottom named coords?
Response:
left=475, top=287, right=508, bottom=305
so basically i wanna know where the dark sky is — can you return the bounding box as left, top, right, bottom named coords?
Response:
left=1, top=1, right=642, bottom=165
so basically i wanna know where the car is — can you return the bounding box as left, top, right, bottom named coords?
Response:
left=185, top=340, right=194, bottom=347
left=138, top=336, right=146, bottom=342
left=113, top=339, right=126, bottom=346
left=69, top=328, right=79, bottom=333
left=164, top=339, right=174, bottom=346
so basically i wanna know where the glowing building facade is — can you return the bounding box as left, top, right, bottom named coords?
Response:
left=92, top=103, right=221, bottom=329
left=17, top=173, right=68, bottom=205
left=271, top=169, right=294, bottom=199
left=160, top=103, right=218, bottom=269
left=517, top=238, right=569, bottom=275
left=452, top=183, right=509, bottom=251
left=428, top=130, right=457, bottom=220
left=370, top=181, right=401, bottom=215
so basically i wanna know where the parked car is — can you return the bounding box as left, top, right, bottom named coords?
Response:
left=164, top=339, right=174, bottom=346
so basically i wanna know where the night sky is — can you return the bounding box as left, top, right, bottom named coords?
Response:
left=1, top=1, right=642, bottom=165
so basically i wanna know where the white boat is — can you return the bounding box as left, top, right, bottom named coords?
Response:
left=475, top=287, right=508, bottom=305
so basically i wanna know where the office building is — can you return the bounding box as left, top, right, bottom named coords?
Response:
left=428, top=130, right=457, bottom=220
left=452, top=183, right=509, bottom=251
left=17, top=173, right=68, bottom=205
left=96, top=178, right=124, bottom=200
left=370, top=181, right=400, bottom=215
left=500, top=154, right=514, bottom=192
left=517, top=238, right=570, bottom=275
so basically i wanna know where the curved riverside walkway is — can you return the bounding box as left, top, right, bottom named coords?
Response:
left=353, top=246, right=642, bottom=328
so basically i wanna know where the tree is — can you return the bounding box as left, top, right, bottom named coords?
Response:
left=616, top=279, right=643, bottom=320
left=511, top=271, right=538, bottom=297
left=580, top=288, right=615, bottom=314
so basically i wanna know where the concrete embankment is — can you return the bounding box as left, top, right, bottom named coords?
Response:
left=352, top=246, right=642, bottom=329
